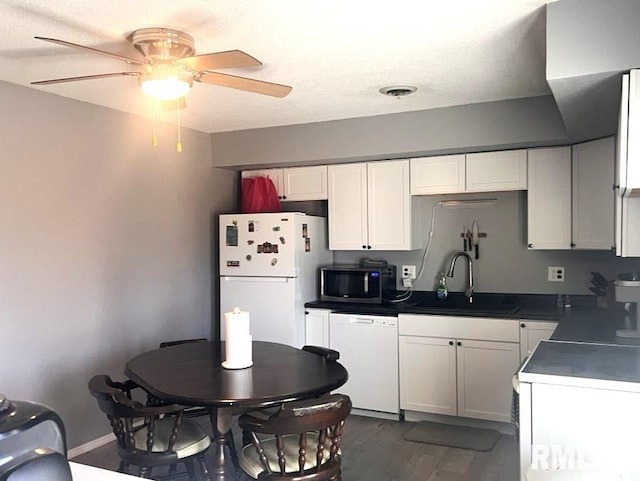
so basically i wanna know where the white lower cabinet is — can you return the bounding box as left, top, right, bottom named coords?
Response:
left=304, top=308, right=330, bottom=348
left=399, top=314, right=520, bottom=423
left=519, top=320, right=558, bottom=361
left=456, top=339, right=520, bottom=422
left=399, top=336, right=457, bottom=415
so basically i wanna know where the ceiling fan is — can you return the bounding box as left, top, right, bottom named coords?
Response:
left=31, top=27, right=292, bottom=101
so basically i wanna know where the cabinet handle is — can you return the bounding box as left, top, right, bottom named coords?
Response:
left=528, top=243, right=533, bottom=248
left=457, top=341, right=462, bottom=346
left=282, top=195, right=287, bottom=200
left=367, top=245, right=372, bottom=250
left=571, top=242, right=576, bottom=248
left=278, top=196, right=283, bottom=200
left=305, top=311, right=309, bottom=315
left=449, top=341, right=454, bottom=346
left=362, top=245, right=367, bottom=249
left=521, top=323, right=526, bottom=328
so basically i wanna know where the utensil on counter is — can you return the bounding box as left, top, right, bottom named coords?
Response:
left=591, top=271, right=609, bottom=287
left=589, top=286, right=606, bottom=296
left=472, top=221, right=479, bottom=260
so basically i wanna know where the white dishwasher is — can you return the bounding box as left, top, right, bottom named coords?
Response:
left=329, top=313, right=399, bottom=414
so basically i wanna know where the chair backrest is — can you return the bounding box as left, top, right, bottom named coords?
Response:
left=301, top=345, right=340, bottom=361
left=238, top=394, right=351, bottom=480
left=88, top=375, right=185, bottom=457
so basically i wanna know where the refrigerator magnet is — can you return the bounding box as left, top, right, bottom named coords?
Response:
left=226, top=225, right=238, bottom=246
left=302, top=224, right=308, bottom=238
left=272, top=245, right=278, bottom=254
left=305, top=237, right=311, bottom=252
left=248, top=221, right=254, bottom=232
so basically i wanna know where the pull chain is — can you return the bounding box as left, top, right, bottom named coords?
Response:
left=176, top=97, right=183, bottom=153
left=152, top=101, right=158, bottom=147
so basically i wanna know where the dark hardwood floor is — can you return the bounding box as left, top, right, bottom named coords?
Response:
left=72, top=415, right=519, bottom=481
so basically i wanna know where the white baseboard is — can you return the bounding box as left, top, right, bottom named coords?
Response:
left=68, top=432, right=116, bottom=459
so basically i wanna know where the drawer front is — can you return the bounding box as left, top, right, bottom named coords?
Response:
left=398, top=314, right=519, bottom=342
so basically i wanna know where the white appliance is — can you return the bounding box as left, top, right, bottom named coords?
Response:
left=329, top=313, right=399, bottom=415
left=219, top=213, right=331, bottom=347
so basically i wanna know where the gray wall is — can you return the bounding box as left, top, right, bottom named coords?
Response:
left=0, top=81, right=236, bottom=448
left=546, top=0, right=640, bottom=141
left=332, top=191, right=640, bottom=295
left=211, top=96, right=567, bottom=169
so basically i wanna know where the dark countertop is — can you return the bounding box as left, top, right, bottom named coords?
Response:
left=307, top=291, right=636, bottom=346
left=306, top=291, right=566, bottom=321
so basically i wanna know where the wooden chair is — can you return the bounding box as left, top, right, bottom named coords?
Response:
left=237, top=394, right=352, bottom=481
left=88, top=374, right=212, bottom=480
left=301, top=345, right=340, bottom=361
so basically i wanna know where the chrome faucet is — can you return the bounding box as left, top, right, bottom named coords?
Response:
left=446, top=252, right=474, bottom=303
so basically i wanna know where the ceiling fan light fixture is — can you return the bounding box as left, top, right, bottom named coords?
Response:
left=140, top=75, right=192, bottom=100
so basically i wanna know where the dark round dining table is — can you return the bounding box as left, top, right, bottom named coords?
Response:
left=125, top=341, right=348, bottom=481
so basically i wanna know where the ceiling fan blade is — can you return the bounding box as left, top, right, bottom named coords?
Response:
left=197, top=72, right=292, bottom=98
left=35, top=36, right=145, bottom=65
left=31, top=72, right=141, bottom=85
left=160, top=97, right=187, bottom=111
left=177, top=50, right=262, bottom=71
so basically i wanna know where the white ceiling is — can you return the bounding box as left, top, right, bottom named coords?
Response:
left=0, top=0, right=553, bottom=133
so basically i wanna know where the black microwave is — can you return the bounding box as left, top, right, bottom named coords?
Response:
left=320, top=265, right=396, bottom=304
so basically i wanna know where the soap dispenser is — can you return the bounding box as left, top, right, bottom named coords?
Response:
left=436, top=272, right=448, bottom=301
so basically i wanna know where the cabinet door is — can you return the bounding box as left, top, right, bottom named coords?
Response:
left=399, top=336, right=457, bottom=415
left=527, top=146, right=572, bottom=249
left=367, top=160, right=413, bottom=250
left=282, top=166, right=328, bottom=201
left=519, top=321, right=558, bottom=361
left=456, top=339, right=519, bottom=423
left=327, top=163, right=368, bottom=250
left=572, top=137, right=615, bottom=250
left=241, top=169, right=284, bottom=199
left=627, top=69, right=640, bottom=194
left=410, top=155, right=466, bottom=195
left=466, top=149, right=527, bottom=192
left=305, top=309, right=330, bottom=348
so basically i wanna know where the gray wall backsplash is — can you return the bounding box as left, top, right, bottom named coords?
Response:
left=332, top=192, right=640, bottom=295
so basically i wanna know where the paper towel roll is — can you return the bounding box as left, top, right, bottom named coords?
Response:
left=223, top=307, right=253, bottom=369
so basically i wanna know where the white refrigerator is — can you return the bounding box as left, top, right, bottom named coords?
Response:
left=219, top=213, right=332, bottom=347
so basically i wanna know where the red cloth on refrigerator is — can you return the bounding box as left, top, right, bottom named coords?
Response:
left=241, top=176, right=281, bottom=213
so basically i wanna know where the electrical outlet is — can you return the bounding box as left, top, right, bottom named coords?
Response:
left=402, top=265, right=416, bottom=280
left=548, top=266, right=565, bottom=282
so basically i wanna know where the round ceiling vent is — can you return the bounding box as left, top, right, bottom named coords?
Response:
left=379, top=85, right=417, bottom=97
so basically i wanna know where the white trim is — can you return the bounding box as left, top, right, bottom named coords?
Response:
left=68, top=432, right=116, bottom=459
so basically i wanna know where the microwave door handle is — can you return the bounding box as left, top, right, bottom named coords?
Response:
left=363, top=273, right=368, bottom=294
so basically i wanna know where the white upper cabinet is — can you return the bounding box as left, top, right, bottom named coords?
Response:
left=572, top=137, right=615, bottom=250
left=282, top=166, right=328, bottom=201
left=616, top=71, right=640, bottom=257
left=528, top=140, right=614, bottom=251
left=242, top=166, right=327, bottom=201
left=410, top=154, right=466, bottom=195
left=327, top=163, right=368, bottom=250
left=328, top=160, right=420, bottom=250
left=465, top=149, right=528, bottom=192
left=527, top=146, right=572, bottom=249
